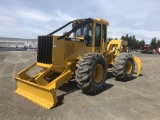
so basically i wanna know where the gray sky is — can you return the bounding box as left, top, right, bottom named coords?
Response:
left=0, top=0, right=160, bottom=43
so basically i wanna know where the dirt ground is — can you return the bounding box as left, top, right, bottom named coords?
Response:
left=0, top=51, right=160, bottom=120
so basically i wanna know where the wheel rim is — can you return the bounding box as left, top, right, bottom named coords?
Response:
left=93, top=64, right=104, bottom=83
left=125, top=60, right=132, bottom=74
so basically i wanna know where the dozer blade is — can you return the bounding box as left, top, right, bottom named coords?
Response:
left=133, top=55, right=142, bottom=76
left=15, top=77, right=58, bottom=109
left=14, top=62, right=73, bottom=109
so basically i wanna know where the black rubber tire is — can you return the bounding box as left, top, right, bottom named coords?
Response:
left=75, top=53, right=107, bottom=94
left=113, top=53, right=135, bottom=81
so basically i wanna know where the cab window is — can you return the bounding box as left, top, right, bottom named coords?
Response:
left=95, top=24, right=101, bottom=47
left=103, top=24, right=106, bottom=42
left=75, top=28, right=82, bottom=36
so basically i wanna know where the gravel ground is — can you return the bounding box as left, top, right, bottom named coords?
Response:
left=0, top=51, right=160, bottom=120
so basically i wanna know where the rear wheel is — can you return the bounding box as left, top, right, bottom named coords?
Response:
left=75, top=53, right=107, bottom=94
left=113, top=53, right=135, bottom=81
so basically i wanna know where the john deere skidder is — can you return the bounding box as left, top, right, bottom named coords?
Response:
left=14, top=18, right=142, bottom=109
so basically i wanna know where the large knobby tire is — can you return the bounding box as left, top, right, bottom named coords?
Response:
left=113, top=53, right=135, bottom=81
left=75, top=53, right=107, bottom=94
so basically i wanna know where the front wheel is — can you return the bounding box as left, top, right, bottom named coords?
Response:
left=75, top=53, right=107, bottom=94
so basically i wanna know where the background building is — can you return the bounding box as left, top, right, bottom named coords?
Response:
left=0, top=37, right=37, bottom=51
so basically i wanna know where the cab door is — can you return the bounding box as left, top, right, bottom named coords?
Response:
left=94, top=23, right=101, bottom=52
left=93, top=23, right=107, bottom=53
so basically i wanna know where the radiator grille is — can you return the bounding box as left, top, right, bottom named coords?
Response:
left=37, top=36, right=53, bottom=64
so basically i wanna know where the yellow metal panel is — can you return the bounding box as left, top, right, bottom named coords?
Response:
left=52, top=60, right=67, bottom=73
left=86, top=47, right=92, bottom=53
left=47, top=69, right=72, bottom=89
left=92, top=22, right=96, bottom=52
left=37, top=62, right=52, bottom=68
left=65, top=41, right=87, bottom=60
left=96, top=18, right=109, bottom=26
left=52, top=36, right=65, bottom=60
left=106, top=40, right=123, bottom=56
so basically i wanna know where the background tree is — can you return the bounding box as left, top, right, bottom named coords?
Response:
left=157, top=40, right=160, bottom=48
left=109, top=34, right=160, bottom=50
left=138, top=40, right=145, bottom=48
left=108, top=37, right=113, bottom=42
left=121, top=34, right=141, bottom=49
left=150, top=37, right=157, bottom=49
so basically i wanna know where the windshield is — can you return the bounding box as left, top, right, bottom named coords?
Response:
left=75, top=23, right=92, bottom=37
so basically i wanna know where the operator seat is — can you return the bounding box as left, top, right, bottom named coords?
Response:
left=84, top=34, right=92, bottom=46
